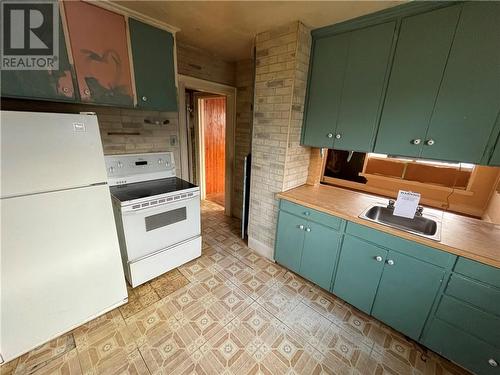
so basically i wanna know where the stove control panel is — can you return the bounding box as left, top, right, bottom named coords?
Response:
left=105, top=152, right=176, bottom=185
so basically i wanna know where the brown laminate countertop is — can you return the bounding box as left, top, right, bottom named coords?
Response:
left=277, top=184, right=500, bottom=269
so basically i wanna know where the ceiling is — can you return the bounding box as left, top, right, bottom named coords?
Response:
left=115, top=1, right=404, bottom=62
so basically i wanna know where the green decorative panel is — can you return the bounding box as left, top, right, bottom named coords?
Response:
left=371, top=250, right=444, bottom=340
left=375, top=5, right=461, bottom=157
left=274, top=211, right=305, bottom=273
left=129, top=18, right=178, bottom=111
left=302, top=33, right=349, bottom=148
left=1, top=21, right=76, bottom=102
left=300, top=222, right=342, bottom=290
left=333, top=235, right=387, bottom=314
left=445, top=274, right=500, bottom=316
left=454, top=257, right=500, bottom=289
left=422, top=2, right=500, bottom=163
left=435, top=295, right=500, bottom=347
left=424, top=318, right=500, bottom=375
left=334, top=21, right=395, bottom=152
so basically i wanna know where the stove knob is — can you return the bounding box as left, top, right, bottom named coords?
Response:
left=158, top=159, right=163, bottom=164
left=117, top=162, right=123, bottom=168
left=108, top=166, right=115, bottom=173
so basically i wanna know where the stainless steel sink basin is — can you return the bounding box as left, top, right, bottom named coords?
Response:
left=359, top=205, right=442, bottom=241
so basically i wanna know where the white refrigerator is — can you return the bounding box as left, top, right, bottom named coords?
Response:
left=0, top=111, right=128, bottom=363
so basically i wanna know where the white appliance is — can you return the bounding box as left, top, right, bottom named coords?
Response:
left=105, top=152, right=201, bottom=287
left=0, top=111, right=128, bottom=363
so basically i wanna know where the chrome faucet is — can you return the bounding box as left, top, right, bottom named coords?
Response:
left=416, top=205, right=424, bottom=216
left=387, top=199, right=395, bottom=209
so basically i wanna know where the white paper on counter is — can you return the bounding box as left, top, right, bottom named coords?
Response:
left=393, top=190, right=421, bottom=218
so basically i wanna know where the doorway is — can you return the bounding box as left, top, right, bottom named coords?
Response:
left=178, top=75, right=236, bottom=216
left=200, top=96, right=226, bottom=207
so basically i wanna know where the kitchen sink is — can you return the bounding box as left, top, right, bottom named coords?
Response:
left=359, top=205, right=442, bottom=241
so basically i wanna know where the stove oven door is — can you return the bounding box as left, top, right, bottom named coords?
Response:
left=120, top=195, right=201, bottom=261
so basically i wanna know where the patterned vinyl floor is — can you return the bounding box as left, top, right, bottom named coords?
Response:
left=1, top=200, right=471, bottom=375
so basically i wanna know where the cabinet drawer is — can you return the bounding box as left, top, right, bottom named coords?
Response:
left=446, top=274, right=500, bottom=316
left=454, top=257, right=500, bottom=288
left=279, top=200, right=343, bottom=230
left=345, top=222, right=454, bottom=267
left=424, top=318, right=500, bottom=375
left=436, top=295, right=500, bottom=347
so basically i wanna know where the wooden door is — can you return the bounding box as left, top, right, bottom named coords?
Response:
left=333, top=21, right=395, bottom=152
left=302, top=33, right=350, bottom=148
left=333, top=235, right=387, bottom=314
left=421, top=2, right=500, bottom=163
left=202, top=97, right=226, bottom=205
left=274, top=211, right=306, bottom=274
left=1, top=20, right=76, bottom=102
left=375, top=5, right=461, bottom=157
left=300, top=221, right=342, bottom=290
left=371, top=250, right=444, bottom=340
left=64, top=1, right=133, bottom=106
left=129, top=18, right=177, bottom=111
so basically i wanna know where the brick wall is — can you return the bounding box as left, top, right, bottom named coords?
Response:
left=177, top=42, right=236, bottom=86
left=247, top=22, right=312, bottom=258
left=232, top=59, right=255, bottom=219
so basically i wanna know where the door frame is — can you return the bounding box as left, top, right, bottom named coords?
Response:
left=178, top=74, right=236, bottom=217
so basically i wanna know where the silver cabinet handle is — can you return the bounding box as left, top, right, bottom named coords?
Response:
left=375, top=256, right=383, bottom=262
left=335, top=134, right=342, bottom=139
left=298, top=224, right=304, bottom=230
left=142, top=96, right=148, bottom=102
left=426, top=139, right=435, bottom=146
left=62, top=87, right=69, bottom=93
left=327, top=133, right=333, bottom=138
left=303, top=211, right=310, bottom=216
left=83, top=88, right=90, bottom=96
left=411, top=138, right=421, bottom=145
left=386, top=259, right=395, bottom=266
left=488, top=359, right=498, bottom=367
left=305, top=227, right=311, bottom=232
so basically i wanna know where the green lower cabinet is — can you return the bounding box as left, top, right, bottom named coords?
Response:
left=423, top=318, right=500, bottom=375
left=274, top=211, right=305, bottom=274
left=300, top=222, right=342, bottom=290
left=371, top=250, right=445, bottom=340
left=333, top=236, right=387, bottom=314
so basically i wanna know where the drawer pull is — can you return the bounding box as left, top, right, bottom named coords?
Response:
left=298, top=224, right=304, bottom=230
left=305, top=227, right=311, bottom=232
left=375, top=256, right=383, bottom=262
left=303, top=211, right=310, bottom=216
left=489, top=359, right=498, bottom=367
left=386, top=259, right=395, bottom=266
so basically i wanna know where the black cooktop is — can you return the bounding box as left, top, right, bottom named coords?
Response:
left=110, top=177, right=197, bottom=202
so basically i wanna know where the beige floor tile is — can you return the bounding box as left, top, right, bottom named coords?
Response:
left=30, top=349, right=82, bottom=375
left=229, top=267, right=277, bottom=300
left=256, top=281, right=301, bottom=319
left=14, top=333, right=75, bottom=375
left=79, top=349, right=148, bottom=375
left=283, top=302, right=333, bottom=348
left=0, top=358, right=19, bottom=375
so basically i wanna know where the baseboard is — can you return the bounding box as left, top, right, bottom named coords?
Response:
left=248, top=236, right=274, bottom=260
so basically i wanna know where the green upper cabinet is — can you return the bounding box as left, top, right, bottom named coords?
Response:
left=302, top=33, right=350, bottom=148
left=421, top=2, right=500, bottom=163
left=303, top=22, right=395, bottom=151
left=274, top=211, right=305, bottom=274
left=129, top=19, right=178, bottom=111
left=371, top=250, right=445, bottom=340
left=333, top=235, right=387, bottom=314
left=1, top=20, right=76, bottom=102
left=300, top=221, right=342, bottom=290
left=334, top=22, right=395, bottom=152
left=375, top=5, right=461, bottom=157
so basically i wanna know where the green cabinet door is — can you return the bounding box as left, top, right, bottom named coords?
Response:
left=421, top=3, right=500, bottom=163
left=302, top=33, right=349, bottom=148
left=334, top=21, right=395, bottom=152
left=274, top=211, right=306, bottom=274
left=1, top=21, right=76, bottom=102
left=371, top=250, right=444, bottom=340
left=333, top=236, right=387, bottom=314
left=300, top=222, right=342, bottom=290
left=375, top=5, right=461, bottom=157
left=129, top=19, right=178, bottom=111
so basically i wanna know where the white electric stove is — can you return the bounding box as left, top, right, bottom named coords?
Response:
left=105, top=152, right=201, bottom=287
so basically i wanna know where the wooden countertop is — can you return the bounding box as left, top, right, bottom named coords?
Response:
left=277, top=184, right=500, bottom=269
